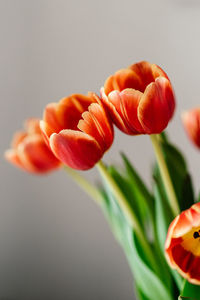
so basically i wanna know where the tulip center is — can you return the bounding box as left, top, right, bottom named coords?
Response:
left=193, top=231, right=200, bottom=239
left=181, top=227, right=200, bottom=256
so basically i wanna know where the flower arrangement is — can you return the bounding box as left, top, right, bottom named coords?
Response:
left=5, top=61, right=200, bottom=299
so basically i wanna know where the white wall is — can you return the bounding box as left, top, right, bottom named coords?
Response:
left=1, top=0, right=200, bottom=299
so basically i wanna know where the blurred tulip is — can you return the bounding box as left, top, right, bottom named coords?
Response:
left=165, top=202, right=200, bottom=285
left=182, top=108, right=200, bottom=148
left=5, top=118, right=61, bottom=174
left=40, top=93, right=114, bottom=170
left=100, top=61, right=175, bottom=134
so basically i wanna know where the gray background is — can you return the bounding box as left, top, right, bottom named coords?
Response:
left=1, top=0, right=200, bottom=299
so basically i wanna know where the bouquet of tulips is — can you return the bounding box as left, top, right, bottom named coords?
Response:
left=5, top=61, right=200, bottom=300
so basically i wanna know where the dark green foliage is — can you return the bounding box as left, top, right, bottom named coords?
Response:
left=98, top=133, right=197, bottom=299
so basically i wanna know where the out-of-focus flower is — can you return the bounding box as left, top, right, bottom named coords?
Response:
left=40, top=93, right=114, bottom=170
left=100, top=61, right=175, bottom=135
left=182, top=108, right=200, bottom=149
left=165, top=202, right=200, bottom=285
left=5, top=118, right=61, bottom=174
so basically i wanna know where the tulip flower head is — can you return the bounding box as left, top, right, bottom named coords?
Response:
left=40, top=93, right=114, bottom=170
left=101, top=61, right=175, bottom=135
left=182, top=108, right=200, bottom=149
left=165, top=202, right=200, bottom=285
left=5, top=118, right=60, bottom=174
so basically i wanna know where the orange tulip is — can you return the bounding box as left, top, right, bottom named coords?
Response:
left=182, top=108, right=200, bottom=149
left=40, top=93, right=114, bottom=170
left=165, top=202, right=200, bottom=285
left=5, top=118, right=61, bottom=174
left=100, top=61, right=175, bottom=135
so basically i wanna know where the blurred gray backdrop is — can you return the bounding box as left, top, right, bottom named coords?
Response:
left=1, top=0, right=200, bottom=299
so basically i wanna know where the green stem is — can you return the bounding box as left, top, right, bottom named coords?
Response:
left=150, top=134, right=180, bottom=216
left=96, top=160, right=159, bottom=275
left=63, top=166, right=102, bottom=205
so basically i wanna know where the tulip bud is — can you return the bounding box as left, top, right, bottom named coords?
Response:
left=40, top=93, right=114, bottom=170
left=5, top=118, right=60, bottom=174
left=182, top=108, right=200, bottom=149
left=101, top=61, right=175, bottom=135
left=165, top=202, right=200, bottom=285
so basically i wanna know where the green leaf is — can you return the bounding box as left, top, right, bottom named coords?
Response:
left=107, top=164, right=147, bottom=232
left=154, top=183, right=183, bottom=291
left=153, top=183, right=178, bottom=291
left=97, top=147, right=189, bottom=300
left=180, top=280, right=200, bottom=299
left=121, top=153, right=154, bottom=228
left=159, top=131, right=168, bottom=142
left=121, top=153, right=153, bottom=207
left=99, top=170, right=175, bottom=300
left=128, top=231, right=174, bottom=300
left=135, top=283, right=151, bottom=300
left=153, top=159, right=183, bottom=291
left=196, top=192, right=200, bottom=203
left=154, top=182, right=173, bottom=250
left=180, top=174, right=195, bottom=210
left=158, top=138, right=194, bottom=211
left=98, top=175, right=130, bottom=245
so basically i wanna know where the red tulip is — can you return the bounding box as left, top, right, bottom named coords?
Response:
left=100, top=61, right=175, bottom=135
left=165, top=202, right=200, bottom=285
left=182, top=108, right=200, bottom=148
left=5, top=118, right=61, bottom=174
left=40, top=93, right=114, bottom=170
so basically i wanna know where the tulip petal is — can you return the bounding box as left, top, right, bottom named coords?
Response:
left=172, top=212, right=193, bottom=238
left=151, top=64, right=169, bottom=81
left=6, top=118, right=60, bottom=174
left=49, top=130, right=102, bottom=170
left=169, top=203, right=200, bottom=238
left=11, top=131, right=27, bottom=149
left=78, top=103, right=113, bottom=151
left=5, top=149, right=28, bottom=171
left=171, top=244, right=194, bottom=273
left=165, top=202, right=200, bottom=285
left=43, top=99, right=84, bottom=138
left=189, top=256, right=200, bottom=283
left=41, top=92, right=114, bottom=170
left=43, top=95, right=96, bottom=141
left=78, top=110, right=106, bottom=151
left=167, top=240, right=200, bottom=285
left=182, top=109, right=200, bottom=148
left=43, top=103, right=63, bottom=137
left=100, top=87, right=132, bottom=134
left=18, top=135, right=61, bottom=173
left=138, top=77, right=175, bottom=134
left=129, top=61, right=155, bottom=92
left=107, top=90, right=141, bottom=134
left=88, top=103, right=114, bottom=149
left=102, top=61, right=174, bottom=135
left=40, top=120, right=53, bottom=146
left=119, top=89, right=145, bottom=133
left=57, top=94, right=95, bottom=130
left=104, top=69, right=142, bottom=95
left=25, top=118, right=41, bottom=134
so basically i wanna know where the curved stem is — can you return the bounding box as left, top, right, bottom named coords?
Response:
left=97, top=161, right=140, bottom=231
left=63, top=166, right=102, bottom=205
left=150, top=134, right=180, bottom=216
left=96, top=160, right=159, bottom=274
